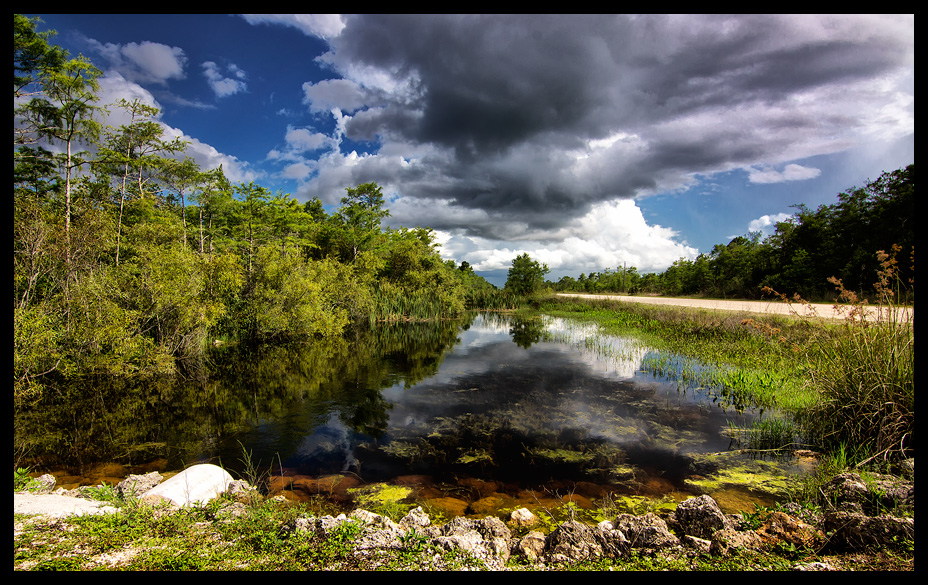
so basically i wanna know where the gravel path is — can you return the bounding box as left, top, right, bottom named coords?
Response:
left=555, top=293, right=913, bottom=322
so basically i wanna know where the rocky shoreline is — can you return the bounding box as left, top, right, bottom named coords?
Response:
left=15, top=462, right=914, bottom=570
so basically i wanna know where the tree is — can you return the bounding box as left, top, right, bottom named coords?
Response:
left=232, top=181, right=274, bottom=276
left=334, top=182, right=391, bottom=262
left=96, top=98, right=187, bottom=264
left=161, top=156, right=201, bottom=249
left=504, top=253, right=549, bottom=296
left=13, top=14, right=66, bottom=146
left=31, top=55, right=103, bottom=265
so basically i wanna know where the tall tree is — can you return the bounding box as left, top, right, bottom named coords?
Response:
left=161, top=156, right=201, bottom=249
left=233, top=181, right=271, bottom=276
left=505, top=253, right=549, bottom=296
left=32, top=55, right=103, bottom=265
left=96, top=98, right=186, bottom=264
left=335, top=182, right=391, bottom=262
left=13, top=14, right=66, bottom=147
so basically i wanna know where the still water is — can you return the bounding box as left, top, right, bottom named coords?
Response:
left=15, top=312, right=801, bottom=515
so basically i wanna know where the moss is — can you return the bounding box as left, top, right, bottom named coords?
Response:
left=530, top=448, right=594, bottom=464
left=455, top=449, right=494, bottom=465
left=684, top=452, right=793, bottom=501
left=346, top=483, right=413, bottom=508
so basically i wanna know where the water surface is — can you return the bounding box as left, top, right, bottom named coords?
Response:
left=15, top=312, right=796, bottom=514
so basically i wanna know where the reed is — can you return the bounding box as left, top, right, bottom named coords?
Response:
left=773, top=245, right=914, bottom=465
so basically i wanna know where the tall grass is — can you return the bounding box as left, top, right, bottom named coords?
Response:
left=770, top=245, right=914, bottom=465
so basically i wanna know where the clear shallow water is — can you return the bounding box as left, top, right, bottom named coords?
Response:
left=15, top=312, right=793, bottom=512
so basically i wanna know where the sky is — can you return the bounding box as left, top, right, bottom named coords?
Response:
left=25, top=14, right=914, bottom=287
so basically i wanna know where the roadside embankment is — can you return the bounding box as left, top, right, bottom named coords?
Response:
left=555, top=293, right=913, bottom=322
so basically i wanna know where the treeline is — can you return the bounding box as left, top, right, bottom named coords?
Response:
left=550, top=164, right=914, bottom=301
left=13, top=15, right=502, bottom=397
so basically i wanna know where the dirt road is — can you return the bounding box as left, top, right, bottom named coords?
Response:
left=555, top=293, right=913, bottom=322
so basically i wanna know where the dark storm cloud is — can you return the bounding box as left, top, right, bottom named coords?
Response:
left=308, top=14, right=912, bottom=230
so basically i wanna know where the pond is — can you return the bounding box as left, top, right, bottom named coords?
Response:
left=14, top=312, right=809, bottom=516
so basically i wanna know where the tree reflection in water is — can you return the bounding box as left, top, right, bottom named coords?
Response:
left=15, top=312, right=772, bottom=507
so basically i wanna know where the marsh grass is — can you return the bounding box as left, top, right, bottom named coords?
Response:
left=537, top=296, right=814, bottom=414
left=540, top=246, right=913, bottom=467
left=726, top=417, right=804, bottom=452
left=766, top=245, right=914, bottom=465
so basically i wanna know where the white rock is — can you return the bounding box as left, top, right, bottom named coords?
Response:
left=139, top=464, right=233, bottom=507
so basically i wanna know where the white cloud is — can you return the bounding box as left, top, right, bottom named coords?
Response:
left=284, top=126, right=329, bottom=152
left=202, top=61, right=247, bottom=98
left=87, top=38, right=187, bottom=85
left=302, top=78, right=369, bottom=114
left=393, top=197, right=697, bottom=276
left=281, top=162, right=313, bottom=180
left=240, top=14, right=346, bottom=39
left=747, top=163, right=822, bottom=184
left=748, top=212, right=794, bottom=234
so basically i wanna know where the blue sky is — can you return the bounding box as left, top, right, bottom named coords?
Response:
left=26, top=14, right=914, bottom=286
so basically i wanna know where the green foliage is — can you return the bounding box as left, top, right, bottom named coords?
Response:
left=7, top=19, right=517, bottom=395
left=787, top=246, right=914, bottom=462
left=549, top=166, right=914, bottom=303
left=505, top=253, right=549, bottom=296
left=14, top=467, right=42, bottom=491
left=236, top=246, right=352, bottom=341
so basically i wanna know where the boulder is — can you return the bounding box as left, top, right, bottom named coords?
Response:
left=543, top=519, right=628, bottom=563
left=508, top=507, right=539, bottom=529
left=669, top=494, right=733, bottom=539
left=755, top=511, right=823, bottom=549
left=709, top=527, right=763, bottom=556
left=821, top=509, right=915, bottom=551
left=434, top=516, right=512, bottom=565
left=32, top=474, right=57, bottom=493
left=544, top=520, right=605, bottom=563
left=116, top=471, right=163, bottom=498
left=399, top=506, right=438, bottom=537
left=514, top=530, right=547, bottom=562
left=139, top=464, right=232, bottom=507
left=612, top=512, right=680, bottom=550
left=823, top=472, right=914, bottom=515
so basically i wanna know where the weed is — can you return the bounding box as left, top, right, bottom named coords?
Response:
left=14, top=466, right=42, bottom=491
left=772, top=246, right=914, bottom=464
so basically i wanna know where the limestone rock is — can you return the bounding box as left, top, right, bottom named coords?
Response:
left=116, top=471, right=163, bottom=498
left=508, top=507, right=539, bottom=529
left=139, top=464, right=232, bottom=508
left=821, top=509, right=915, bottom=551
left=544, top=520, right=605, bottom=563
left=434, top=516, right=512, bottom=565
left=756, top=511, right=823, bottom=549
left=709, top=527, right=763, bottom=556
left=669, top=494, right=733, bottom=539
left=612, top=512, right=680, bottom=550
left=399, top=506, right=439, bottom=537
left=514, top=530, right=546, bottom=562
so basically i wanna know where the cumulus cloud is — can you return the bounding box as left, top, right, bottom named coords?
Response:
left=240, top=14, right=346, bottom=39
left=748, top=212, right=795, bottom=235
left=86, top=38, right=187, bottom=85
left=390, top=197, right=698, bottom=276
left=202, top=61, right=247, bottom=98
left=300, top=16, right=910, bottom=202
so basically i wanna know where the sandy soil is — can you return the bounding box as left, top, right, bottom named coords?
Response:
left=555, top=293, right=913, bottom=322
